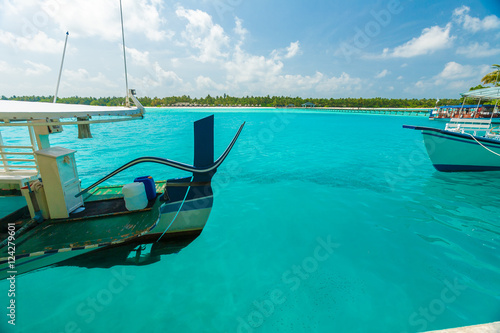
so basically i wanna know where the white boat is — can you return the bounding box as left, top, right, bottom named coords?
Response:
left=428, top=104, right=500, bottom=122
left=0, top=93, right=244, bottom=278
left=404, top=86, right=500, bottom=171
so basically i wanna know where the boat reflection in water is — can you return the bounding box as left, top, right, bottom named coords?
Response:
left=57, top=231, right=201, bottom=269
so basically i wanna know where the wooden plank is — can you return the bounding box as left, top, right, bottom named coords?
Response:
left=0, top=198, right=160, bottom=257
left=425, top=321, right=500, bottom=333
left=0, top=170, right=38, bottom=184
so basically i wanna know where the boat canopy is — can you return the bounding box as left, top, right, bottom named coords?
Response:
left=0, top=100, right=143, bottom=125
left=461, top=87, right=500, bottom=100
left=439, top=104, right=494, bottom=109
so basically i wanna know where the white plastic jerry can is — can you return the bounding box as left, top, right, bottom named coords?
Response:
left=122, top=182, right=148, bottom=211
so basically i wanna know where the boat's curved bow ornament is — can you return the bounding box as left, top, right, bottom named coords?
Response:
left=76, top=115, right=245, bottom=197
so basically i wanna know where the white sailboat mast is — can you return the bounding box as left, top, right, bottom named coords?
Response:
left=119, top=0, right=130, bottom=107
left=53, top=31, right=69, bottom=103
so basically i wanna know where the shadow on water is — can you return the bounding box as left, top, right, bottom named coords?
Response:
left=420, top=171, right=500, bottom=236
left=424, top=171, right=500, bottom=208
left=55, top=232, right=201, bottom=269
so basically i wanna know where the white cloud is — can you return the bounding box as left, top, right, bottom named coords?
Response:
left=407, top=62, right=491, bottom=93
left=285, top=41, right=300, bottom=59
left=435, top=62, right=476, bottom=81
left=24, top=60, right=51, bottom=76
left=0, top=60, right=16, bottom=74
left=220, top=39, right=362, bottom=95
left=153, top=62, right=182, bottom=85
left=128, top=60, right=183, bottom=94
left=381, top=24, right=455, bottom=58
left=414, top=81, right=425, bottom=89
left=0, top=30, right=63, bottom=53
left=125, top=0, right=170, bottom=41
left=167, top=10, right=361, bottom=96
left=41, top=0, right=169, bottom=42
left=234, top=17, right=248, bottom=44
left=1, top=0, right=34, bottom=15
left=63, top=69, right=116, bottom=87
left=453, top=6, right=500, bottom=33
left=170, top=58, right=181, bottom=68
left=124, top=44, right=182, bottom=90
left=0, top=60, right=50, bottom=77
left=126, top=47, right=151, bottom=67
left=224, top=43, right=362, bottom=95
left=271, top=41, right=301, bottom=60
left=176, top=7, right=229, bottom=63
left=0, top=6, right=377, bottom=97
left=375, top=69, right=390, bottom=78
left=226, top=46, right=283, bottom=84
left=195, top=76, right=226, bottom=91
left=456, top=42, right=500, bottom=58
left=316, top=72, right=362, bottom=94
left=412, top=78, right=469, bottom=92
left=283, top=72, right=324, bottom=88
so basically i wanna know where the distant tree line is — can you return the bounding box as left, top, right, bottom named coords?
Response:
left=2, top=64, right=498, bottom=108
left=1, top=94, right=465, bottom=108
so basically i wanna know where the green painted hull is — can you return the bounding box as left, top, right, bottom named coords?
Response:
left=0, top=180, right=212, bottom=279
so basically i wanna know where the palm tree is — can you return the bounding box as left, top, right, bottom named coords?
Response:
left=481, top=64, right=500, bottom=86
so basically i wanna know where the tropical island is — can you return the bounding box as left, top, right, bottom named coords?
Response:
left=2, top=64, right=498, bottom=108
left=0, top=94, right=461, bottom=108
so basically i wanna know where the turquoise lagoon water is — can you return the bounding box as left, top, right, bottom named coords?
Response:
left=1, top=109, right=499, bottom=333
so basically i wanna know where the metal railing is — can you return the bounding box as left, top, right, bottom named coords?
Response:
left=0, top=126, right=39, bottom=173
left=445, top=118, right=492, bottom=136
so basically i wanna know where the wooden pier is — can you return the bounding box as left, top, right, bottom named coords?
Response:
left=288, top=107, right=431, bottom=116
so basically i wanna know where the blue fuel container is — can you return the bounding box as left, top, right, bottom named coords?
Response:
left=134, top=176, right=156, bottom=200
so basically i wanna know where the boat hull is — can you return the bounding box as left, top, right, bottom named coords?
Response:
left=0, top=247, right=97, bottom=279
left=404, top=125, right=500, bottom=171
left=0, top=197, right=162, bottom=279
left=0, top=181, right=215, bottom=278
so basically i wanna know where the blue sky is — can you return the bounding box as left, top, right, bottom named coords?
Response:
left=0, top=0, right=499, bottom=99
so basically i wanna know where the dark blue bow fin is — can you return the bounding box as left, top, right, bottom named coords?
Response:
left=76, top=116, right=244, bottom=198
left=193, top=115, right=215, bottom=182
left=194, top=115, right=214, bottom=168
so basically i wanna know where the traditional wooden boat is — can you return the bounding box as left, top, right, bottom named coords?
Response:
left=429, top=104, right=500, bottom=123
left=404, top=87, right=500, bottom=171
left=0, top=93, right=244, bottom=278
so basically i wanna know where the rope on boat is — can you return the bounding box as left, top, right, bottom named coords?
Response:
left=155, top=176, right=193, bottom=243
left=0, top=218, right=37, bottom=249
left=466, top=133, right=500, bottom=157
